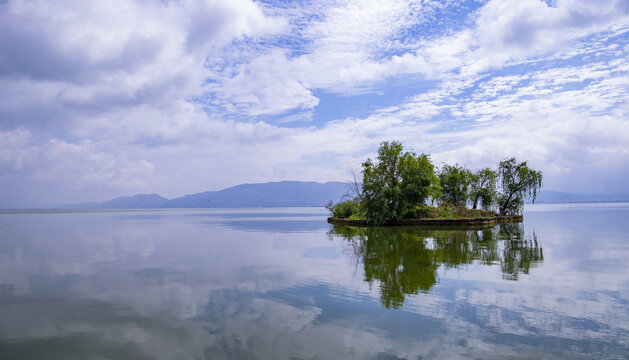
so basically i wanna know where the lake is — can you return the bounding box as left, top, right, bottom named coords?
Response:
left=0, top=203, right=628, bottom=359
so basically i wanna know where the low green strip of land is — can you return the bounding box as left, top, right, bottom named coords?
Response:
left=328, top=215, right=522, bottom=228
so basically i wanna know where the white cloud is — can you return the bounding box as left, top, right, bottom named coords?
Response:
left=0, top=0, right=628, bottom=207
left=473, top=0, right=629, bottom=64
left=0, top=0, right=284, bottom=119
left=205, top=0, right=443, bottom=115
left=0, top=131, right=160, bottom=206
left=205, top=0, right=629, bottom=117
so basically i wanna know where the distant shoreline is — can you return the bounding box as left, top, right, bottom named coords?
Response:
left=2, top=201, right=629, bottom=213
left=4, top=181, right=627, bottom=210
left=532, top=200, right=629, bottom=204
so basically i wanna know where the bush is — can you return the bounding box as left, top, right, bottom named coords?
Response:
left=402, top=204, right=496, bottom=219
left=326, top=200, right=362, bottom=219
left=451, top=205, right=495, bottom=218
left=434, top=204, right=458, bottom=218
left=403, top=204, right=437, bottom=219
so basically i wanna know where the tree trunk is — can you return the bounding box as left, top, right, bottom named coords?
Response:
left=500, top=191, right=514, bottom=215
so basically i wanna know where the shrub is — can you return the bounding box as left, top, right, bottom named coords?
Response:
left=434, top=203, right=457, bottom=218
left=403, top=204, right=438, bottom=219
left=326, top=200, right=362, bottom=219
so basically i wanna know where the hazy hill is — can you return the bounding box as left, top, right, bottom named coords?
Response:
left=164, top=181, right=347, bottom=208
left=56, top=183, right=629, bottom=210
left=59, top=194, right=168, bottom=209
left=59, top=181, right=348, bottom=209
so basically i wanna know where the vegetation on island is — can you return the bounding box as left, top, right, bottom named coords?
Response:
left=327, top=141, right=543, bottom=225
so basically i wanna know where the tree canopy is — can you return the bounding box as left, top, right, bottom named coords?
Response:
left=361, top=141, right=439, bottom=225
left=438, top=164, right=471, bottom=206
left=327, top=141, right=543, bottom=221
left=497, top=158, right=543, bottom=215
left=469, top=167, right=498, bottom=210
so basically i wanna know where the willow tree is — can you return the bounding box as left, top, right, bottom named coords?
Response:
left=469, top=167, right=498, bottom=210
left=497, top=158, right=543, bottom=215
left=361, top=141, right=439, bottom=225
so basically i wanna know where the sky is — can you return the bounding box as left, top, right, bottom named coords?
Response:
left=0, top=0, right=628, bottom=207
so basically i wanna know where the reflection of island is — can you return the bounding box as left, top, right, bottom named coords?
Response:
left=331, top=224, right=543, bottom=308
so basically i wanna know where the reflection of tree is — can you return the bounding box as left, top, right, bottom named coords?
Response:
left=361, top=228, right=438, bottom=309
left=331, top=224, right=543, bottom=308
left=498, top=224, right=544, bottom=280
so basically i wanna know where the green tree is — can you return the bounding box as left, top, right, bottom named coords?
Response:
left=497, top=158, right=543, bottom=215
left=469, top=167, right=498, bottom=210
left=438, top=164, right=472, bottom=206
left=361, top=141, right=439, bottom=225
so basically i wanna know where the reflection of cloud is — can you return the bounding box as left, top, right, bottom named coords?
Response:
left=4, top=278, right=626, bottom=359
left=1, top=208, right=628, bottom=358
left=194, top=282, right=628, bottom=359
left=0, top=296, right=211, bottom=359
left=0, top=210, right=360, bottom=315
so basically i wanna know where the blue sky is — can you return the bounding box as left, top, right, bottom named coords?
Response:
left=0, top=0, right=628, bottom=207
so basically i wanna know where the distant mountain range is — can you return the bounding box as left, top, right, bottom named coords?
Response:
left=58, top=181, right=349, bottom=209
left=55, top=182, right=629, bottom=210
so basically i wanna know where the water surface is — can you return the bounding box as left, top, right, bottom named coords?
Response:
left=0, top=204, right=628, bottom=359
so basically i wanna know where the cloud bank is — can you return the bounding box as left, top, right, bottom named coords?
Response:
left=0, top=0, right=627, bottom=207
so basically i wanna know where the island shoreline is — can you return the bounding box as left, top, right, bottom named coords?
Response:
left=327, top=215, right=522, bottom=227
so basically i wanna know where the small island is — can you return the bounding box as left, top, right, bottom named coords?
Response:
left=327, top=141, right=542, bottom=227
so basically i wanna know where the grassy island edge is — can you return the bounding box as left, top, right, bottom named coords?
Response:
left=327, top=215, right=522, bottom=228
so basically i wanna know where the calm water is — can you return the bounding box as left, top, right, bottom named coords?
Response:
left=0, top=203, right=628, bottom=359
